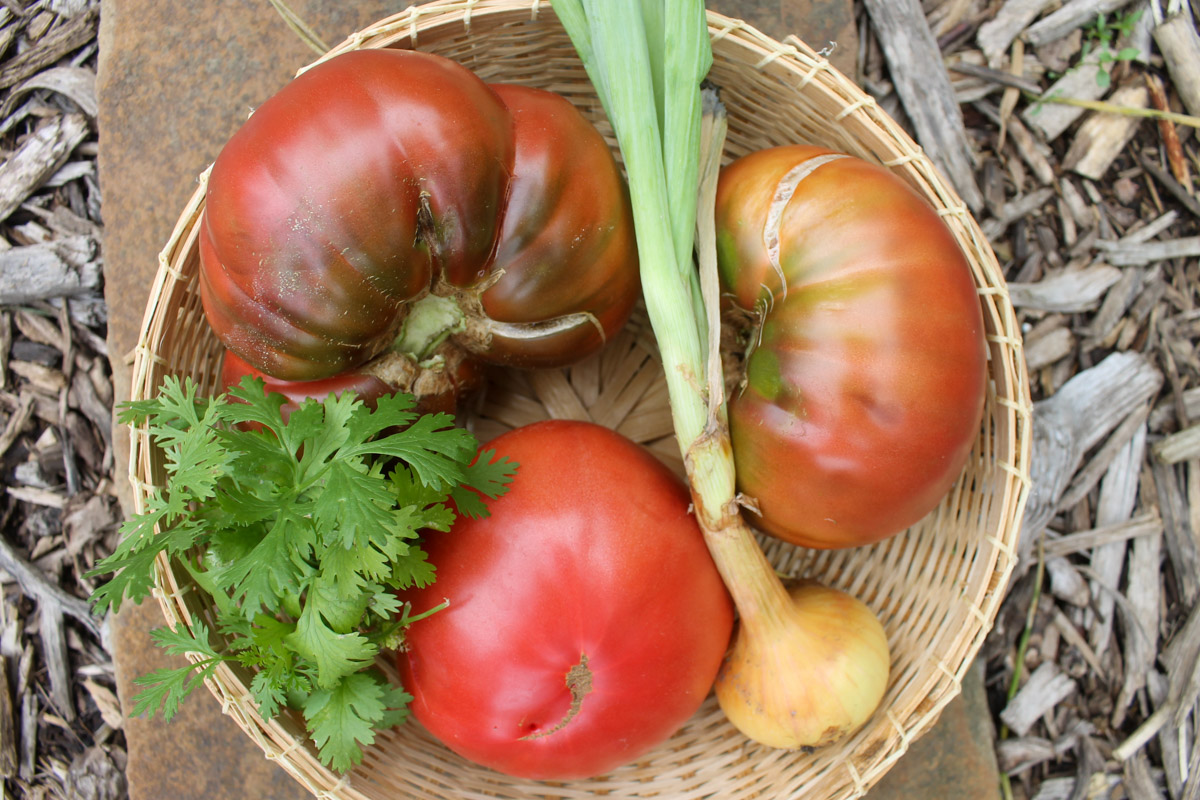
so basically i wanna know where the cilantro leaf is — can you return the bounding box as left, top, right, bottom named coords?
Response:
left=249, top=664, right=291, bottom=721
left=131, top=661, right=222, bottom=721
left=388, top=543, right=436, bottom=590
left=248, top=613, right=295, bottom=652
left=218, top=437, right=297, bottom=505
left=352, top=413, right=478, bottom=488
left=87, top=543, right=163, bottom=616
left=219, top=377, right=289, bottom=433
left=314, top=460, right=398, bottom=550
left=368, top=590, right=403, bottom=620
left=304, top=671, right=402, bottom=772
left=451, top=448, right=519, bottom=519
left=344, top=391, right=418, bottom=442
left=294, top=390, right=357, bottom=470
left=130, top=376, right=233, bottom=505
left=214, top=514, right=310, bottom=616
left=377, top=682, right=413, bottom=730
left=287, top=602, right=376, bottom=689
left=150, top=620, right=222, bottom=659
left=87, top=520, right=206, bottom=614
left=129, top=622, right=225, bottom=721
left=307, top=571, right=372, bottom=634
left=387, top=466, right=456, bottom=529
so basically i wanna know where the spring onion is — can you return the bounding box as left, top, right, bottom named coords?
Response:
left=555, top=0, right=890, bottom=749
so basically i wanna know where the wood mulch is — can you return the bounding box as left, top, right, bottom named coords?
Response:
left=0, top=0, right=121, bottom=797
left=0, top=0, right=1196, bottom=798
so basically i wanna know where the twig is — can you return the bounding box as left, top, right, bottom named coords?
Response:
left=1095, top=235, right=1200, bottom=266
left=0, top=7, right=97, bottom=90
left=1023, top=352, right=1164, bottom=547
left=0, top=654, right=12, bottom=777
left=1032, top=93, right=1200, bottom=128
left=861, top=0, right=984, bottom=211
left=1000, top=542, right=1047, bottom=799
left=0, top=113, right=90, bottom=225
left=0, top=235, right=99, bottom=304
left=1023, top=0, right=1146, bottom=47
left=977, top=0, right=1058, bottom=64
left=1146, top=73, right=1193, bottom=188
left=1113, top=705, right=1172, bottom=761
left=1152, top=3, right=1200, bottom=117
left=266, top=0, right=328, bottom=56
left=1137, top=152, right=1200, bottom=220
left=949, top=61, right=1043, bottom=96
left=40, top=605, right=74, bottom=720
left=1063, top=84, right=1149, bottom=180
left=0, top=533, right=102, bottom=641
left=1042, top=513, right=1162, bottom=559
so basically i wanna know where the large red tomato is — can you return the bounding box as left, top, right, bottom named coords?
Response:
left=396, top=421, right=734, bottom=780
left=715, top=146, right=987, bottom=549
left=199, top=49, right=638, bottom=382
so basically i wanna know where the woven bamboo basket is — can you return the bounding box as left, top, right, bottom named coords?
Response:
left=128, top=2, right=1033, bottom=798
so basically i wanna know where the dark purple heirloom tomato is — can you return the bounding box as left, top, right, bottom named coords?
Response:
left=714, top=145, right=987, bottom=549
left=199, top=49, right=638, bottom=384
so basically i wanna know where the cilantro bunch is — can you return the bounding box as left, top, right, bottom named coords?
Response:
left=88, top=376, right=516, bottom=770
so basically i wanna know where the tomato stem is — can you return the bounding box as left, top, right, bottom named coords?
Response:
left=392, top=293, right=465, bottom=362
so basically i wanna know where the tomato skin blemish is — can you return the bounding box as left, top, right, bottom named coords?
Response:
left=520, top=654, right=592, bottom=741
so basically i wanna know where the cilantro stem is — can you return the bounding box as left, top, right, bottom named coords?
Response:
left=376, top=598, right=452, bottom=649
left=400, top=598, right=450, bottom=626
left=180, top=555, right=237, bottom=620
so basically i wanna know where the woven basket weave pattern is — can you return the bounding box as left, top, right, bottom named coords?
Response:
left=129, top=2, right=1033, bottom=798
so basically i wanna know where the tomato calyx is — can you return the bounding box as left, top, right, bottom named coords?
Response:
left=360, top=342, right=478, bottom=412
left=394, top=187, right=615, bottom=369
left=389, top=275, right=611, bottom=373
left=519, top=653, right=594, bottom=741
left=392, top=293, right=466, bottom=362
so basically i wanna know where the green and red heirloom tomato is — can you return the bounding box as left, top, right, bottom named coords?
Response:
left=199, top=48, right=638, bottom=383
left=396, top=420, right=734, bottom=780
left=715, top=145, right=987, bottom=550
